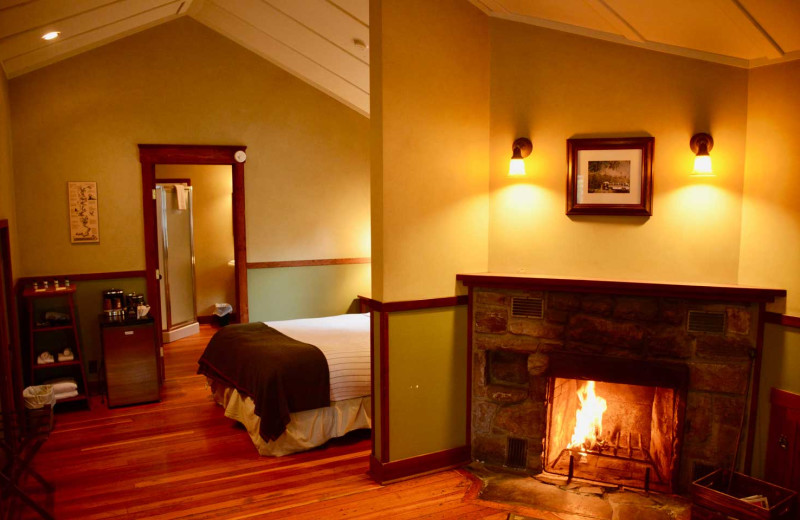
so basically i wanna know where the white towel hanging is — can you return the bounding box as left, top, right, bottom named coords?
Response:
left=174, top=184, right=188, bottom=210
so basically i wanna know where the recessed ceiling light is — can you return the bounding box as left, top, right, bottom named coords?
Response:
left=42, top=31, right=60, bottom=41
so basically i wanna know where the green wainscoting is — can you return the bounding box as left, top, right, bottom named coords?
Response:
left=246, top=263, right=371, bottom=323
left=387, top=306, right=467, bottom=461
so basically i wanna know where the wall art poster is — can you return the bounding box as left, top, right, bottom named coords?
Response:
left=68, top=181, right=100, bottom=243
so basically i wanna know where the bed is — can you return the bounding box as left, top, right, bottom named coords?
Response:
left=197, top=313, right=371, bottom=456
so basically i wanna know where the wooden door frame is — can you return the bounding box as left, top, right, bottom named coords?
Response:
left=139, top=145, right=249, bottom=371
left=0, top=219, right=24, bottom=443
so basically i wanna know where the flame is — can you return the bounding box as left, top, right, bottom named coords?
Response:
left=567, top=381, right=607, bottom=452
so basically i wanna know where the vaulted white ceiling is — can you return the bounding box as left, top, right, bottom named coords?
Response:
left=1, top=0, right=798, bottom=117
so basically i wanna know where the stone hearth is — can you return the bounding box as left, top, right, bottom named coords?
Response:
left=457, top=275, right=784, bottom=492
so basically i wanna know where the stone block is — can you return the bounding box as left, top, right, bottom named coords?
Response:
left=526, top=444, right=544, bottom=473
left=549, top=292, right=581, bottom=311
left=659, top=300, right=685, bottom=326
left=545, top=309, right=569, bottom=323
left=508, top=318, right=564, bottom=340
left=537, top=340, right=566, bottom=353
left=489, top=385, right=529, bottom=403
left=726, top=307, right=752, bottom=335
left=473, top=350, right=488, bottom=398
left=527, top=353, right=549, bottom=376
left=476, top=310, right=508, bottom=334
left=567, top=315, right=645, bottom=350
left=493, top=401, right=545, bottom=438
left=712, top=395, right=746, bottom=426
left=475, top=334, right=538, bottom=352
left=696, top=334, right=752, bottom=359
left=685, top=393, right=711, bottom=443
left=488, top=350, right=529, bottom=386
left=581, top=295, right=614, bottom=316
left=689, top=363, right=749, bottom=394
left=473, top=400, right=498, bottom=434
left=614, top=297, right=659, bottom=321
left=562, top=341, right=605, bottom=355
left=476, top=290, right=509, bottom=308
left=472, top=434, right=506, bottom=465
left=646, top=330, right=692, bottom=359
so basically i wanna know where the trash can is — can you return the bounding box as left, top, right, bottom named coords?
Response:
left=214, top=303, right=233, bottom=326
left=23, top=385, right=55, bottom=409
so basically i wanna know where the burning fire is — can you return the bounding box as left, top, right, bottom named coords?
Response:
left=568, top=381, right=607, bottom=452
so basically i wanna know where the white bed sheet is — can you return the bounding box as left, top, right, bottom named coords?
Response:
left=265, top=313, right=371, bottom=402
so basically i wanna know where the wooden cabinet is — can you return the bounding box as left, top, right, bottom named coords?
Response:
left=99, top=316, right=159, bottom=407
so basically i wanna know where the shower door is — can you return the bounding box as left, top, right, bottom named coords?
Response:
left=156, top=185, right=198, bottom=332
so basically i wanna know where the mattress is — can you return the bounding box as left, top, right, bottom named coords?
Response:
left=266, top=313, right=371, bottom=402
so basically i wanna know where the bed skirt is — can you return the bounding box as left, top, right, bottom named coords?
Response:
left=210, top=380, right=371, bottom=456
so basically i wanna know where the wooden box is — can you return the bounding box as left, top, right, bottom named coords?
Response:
left=691, top=469, right=797, bottom=520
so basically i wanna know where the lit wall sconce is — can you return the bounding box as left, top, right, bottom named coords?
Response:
left=690, top=133, right=714, bottom=176
left=508, top=137, right=532, bottom=176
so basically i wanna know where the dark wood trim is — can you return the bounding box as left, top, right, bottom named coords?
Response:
left=139, top=144, right=249, bottom=381
left=16, top=270, right=146, bottom=286
left=0, top=219, right=25, bottom=442
left=771, top=387, right=800, bottom=410
left=456, top=273, right=786, bottom=303
left=465, top=289, right=474, bottom=451
left=247, top=257, right=371, bottom=269
left=358, top=295, right=468, bottom=313
left=379, top=310, right=389, bottom=463
left=745, top=302, right=766, bottom=473
left=368, top=308, right=377, bottom=464
left=368, top=446, right=470, bottom=485
left=138, top=144, right=245, bottom=164
left=765, top=311, right=800, bottom=329
left=155, top=178, right=191, bottom=186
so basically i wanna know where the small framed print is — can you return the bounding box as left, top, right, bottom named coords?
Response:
left=566, top=137, right=654, bottom=216
left=68, top=181, right=100, bottom=243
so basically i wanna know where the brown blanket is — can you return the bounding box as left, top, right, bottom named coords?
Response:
left=197, top=322, right=330, bottom=441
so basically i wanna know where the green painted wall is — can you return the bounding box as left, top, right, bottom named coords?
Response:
left=246, top=263, right=370, bottom=322
left=388, top=306, right=467, bottom=461
left=751, top=323, right=800, bottom=478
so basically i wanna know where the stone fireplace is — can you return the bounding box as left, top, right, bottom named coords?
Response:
left=457, top=274, right=785, bottom=493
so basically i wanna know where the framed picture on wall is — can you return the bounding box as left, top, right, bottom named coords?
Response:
left=68, top=181, right=100, bottom=243
left=566, top=137, right=654, bottom=216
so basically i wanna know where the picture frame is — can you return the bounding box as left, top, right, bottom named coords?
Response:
left=68, top=181, right=100, bottom=243
left=566, top=137, right=654, bottom=216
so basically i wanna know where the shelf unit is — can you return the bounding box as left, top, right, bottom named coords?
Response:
left=23, top=284, right=89, bottom=406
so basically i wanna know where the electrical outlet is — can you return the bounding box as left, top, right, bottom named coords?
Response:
left=88, top=360, right=98, bottom=374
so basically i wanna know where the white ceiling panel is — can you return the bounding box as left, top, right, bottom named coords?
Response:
left=192, top=0, right=369, bottom=115
left=327, top=0, right=368, bottom=26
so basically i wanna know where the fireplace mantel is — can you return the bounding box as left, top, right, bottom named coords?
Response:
left=457, top=273, right=785, bottom=303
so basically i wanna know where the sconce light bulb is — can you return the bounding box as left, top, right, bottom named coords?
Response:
left=42, top=31, right=60, bottom=40
left=509, top=158, right=526, bottom=176
left=692, top=155, right=713, bottom=176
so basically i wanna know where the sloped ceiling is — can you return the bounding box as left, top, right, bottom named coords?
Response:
left=470, top=0, right=800, bottom=68
left=1, top=0, right=798, bottom=117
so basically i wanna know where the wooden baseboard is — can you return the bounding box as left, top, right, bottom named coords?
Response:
left=368, top=446, right=470, bottom=485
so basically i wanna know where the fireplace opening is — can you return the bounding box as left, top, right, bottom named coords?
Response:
left=544, top=354, right=688, bottom=493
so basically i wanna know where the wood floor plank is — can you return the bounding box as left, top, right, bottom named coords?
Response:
left=11, top=324, right=553, bottom=519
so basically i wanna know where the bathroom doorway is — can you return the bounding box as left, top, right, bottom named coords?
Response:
left=139, top=145, right=248, bottom=377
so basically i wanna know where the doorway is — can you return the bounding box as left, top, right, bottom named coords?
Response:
left=139, top=145, right=248, bottom=377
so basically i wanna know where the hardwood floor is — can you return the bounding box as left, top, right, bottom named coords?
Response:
left=16, top=325, right=542, bottom=519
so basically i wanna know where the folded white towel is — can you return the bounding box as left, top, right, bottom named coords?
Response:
left=54, top=389, right=78, bottom=401
left=44, top=378, right=78, bottom=394
left=37, top=352, right=54, bottom=364
left=57, top=350, right=74, bottom=362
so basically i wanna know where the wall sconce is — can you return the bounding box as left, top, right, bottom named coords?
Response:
left=508, top=137, right=532, bottom=176
left=690, top=133, right=714, bottom=176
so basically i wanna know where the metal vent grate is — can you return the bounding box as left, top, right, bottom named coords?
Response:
left=688, top=310, right=726, bottom=334
left=511, top=297, right=544, bottom=319
left=506, top=437, right=528, bottom=469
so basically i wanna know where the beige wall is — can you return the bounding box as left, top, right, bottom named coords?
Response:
left=8, top=18, right=369, bottom=280
left=739, top=60, right=800, bottom=478
left=488, top=20, right=749, bottom=284
left=371, top=0, right=490, bottom=302
left=739, top=61, right=800, bottom=315
left=156, top=164, right=234, bottom=317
